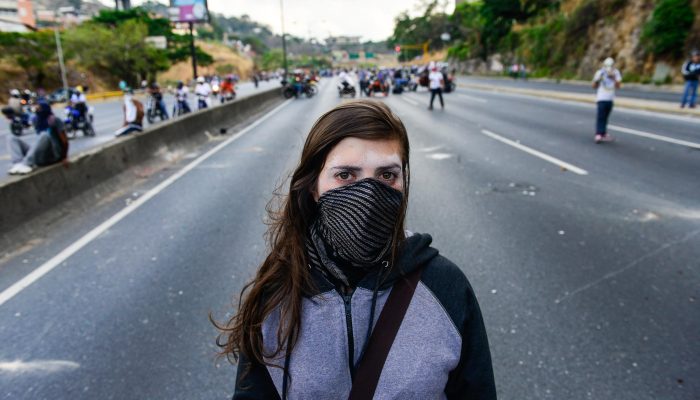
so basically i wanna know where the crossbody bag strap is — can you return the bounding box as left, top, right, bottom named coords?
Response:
left=348, top=267, right=423, bottom=400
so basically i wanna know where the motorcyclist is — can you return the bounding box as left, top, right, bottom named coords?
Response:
left=194, top=76, right=212, bottom=109
left=220, top=75, right=236, bottom=103
left=338, top=69, right=354, bottom=89
left=147, top=82, right=169, bottom=119
left=211, top=75, right=221, bottom=97
left=174, top=81, right=191, bottom=114
left=70, top=85, right=88, bottom=122
left=6, top=89, right=22, bottom=115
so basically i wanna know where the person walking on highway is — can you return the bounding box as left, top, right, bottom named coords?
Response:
left=592, top=57, right=622, bottom=143
left=216, top=100, right=496, bottom=399
left=428, top=63, right=445, bottom=110
left=680, top=49, right=700, bottom=109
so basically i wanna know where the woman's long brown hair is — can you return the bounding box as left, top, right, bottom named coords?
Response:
left=214, top=100, right=411, bottom=373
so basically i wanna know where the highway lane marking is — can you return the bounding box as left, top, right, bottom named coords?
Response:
left=401, top=96, right=419, bottom=106
left=457, top=93, right=488, bottom=103
left=608, top=124, right=700, bottom=150
left=480, top=129, right=589, bottom=175
left=0, top=99, right=293, bottom=308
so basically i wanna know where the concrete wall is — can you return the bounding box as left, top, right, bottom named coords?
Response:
left=0, top=87, right=283, bottom=233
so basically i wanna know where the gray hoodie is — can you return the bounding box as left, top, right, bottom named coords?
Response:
left=233, top=232, right=496, bottom=399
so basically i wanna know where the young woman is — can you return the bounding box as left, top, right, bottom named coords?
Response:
left=216, top=100, right=496, bottom=399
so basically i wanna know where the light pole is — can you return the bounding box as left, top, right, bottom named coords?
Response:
left=280, top=0, right=288, bottom=79
left=54, top=28, right=68, bottom=91
left=54, top=10, right=68, bottom=92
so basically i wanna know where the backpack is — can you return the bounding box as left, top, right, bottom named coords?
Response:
left=133, top=99, right=145, bottom=125
left=48, top=115, right=69, bottom=161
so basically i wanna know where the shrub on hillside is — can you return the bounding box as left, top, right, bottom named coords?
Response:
left=642, top=0, right=695, bottom=58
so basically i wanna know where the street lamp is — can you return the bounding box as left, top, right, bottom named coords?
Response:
left=280, top=0, right=288, bottom=79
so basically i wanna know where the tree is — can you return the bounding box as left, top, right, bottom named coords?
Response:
left=0, top=31, right=57, bottom=88
left=642, top=0, right=695, bottom=59
left=259, top=49, right=284, bottom=71
left=64, top=20, right=169, bottom=86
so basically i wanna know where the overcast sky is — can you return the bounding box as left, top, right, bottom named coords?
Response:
left=108, top=0, right=456, bottom=42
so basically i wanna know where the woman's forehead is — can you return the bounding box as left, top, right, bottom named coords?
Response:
left=325, top=137, right=403, bottom=166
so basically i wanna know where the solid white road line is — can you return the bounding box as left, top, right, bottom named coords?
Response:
left=0, top=99, right=293, bottom=308
left=481, top=129, right=589, bottom=175
left=401, top=96, right=419, bottom=106
left=461, top=86, right=700, bottom=125
left=608, top=124, right=700, bottom=149
left=457, top=93, right=488, bottom=103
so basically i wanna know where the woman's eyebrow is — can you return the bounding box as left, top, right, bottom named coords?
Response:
left=376, top=163, right=402, bottom=170
left=330, top=165, right=363, bottom=171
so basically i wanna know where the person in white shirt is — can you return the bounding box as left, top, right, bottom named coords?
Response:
left=195, top=76, right=212, bottom=110
left=70, top=86, right=89, bottom=121
left=592, top=57, right=622, bottom=143
left=428, top=64, right=444, bottom=110
left=115, top=88, right=144, bottom=137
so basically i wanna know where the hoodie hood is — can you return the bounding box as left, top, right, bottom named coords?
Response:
left=308, top=232, right=439, bottom=295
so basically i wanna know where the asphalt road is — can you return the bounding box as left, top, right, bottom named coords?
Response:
left=458, top=76, right=684, bottom=103
left=0, top=79, right=698, bottom=399
left=0, top=80, right=282, bottom=178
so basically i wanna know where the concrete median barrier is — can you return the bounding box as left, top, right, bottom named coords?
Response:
left=0, top=87, right=284, bottom=236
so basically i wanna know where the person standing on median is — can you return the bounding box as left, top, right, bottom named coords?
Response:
left=592, top=57, right=622, bottom=144
left=216, top=100, right=496, bottom=399
left=428, top=62, right=445, bottom=110
left=680, top=49, right=700, bottom=109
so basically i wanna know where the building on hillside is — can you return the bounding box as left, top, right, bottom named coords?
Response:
left=0, top=0, right=35, bottom=32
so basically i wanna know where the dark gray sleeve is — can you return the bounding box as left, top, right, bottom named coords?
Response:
left=445, top=285, right=497, bottom=400
left=232, top=352, right=281, bottom=400
left=420, top=256, right=497, bottom=399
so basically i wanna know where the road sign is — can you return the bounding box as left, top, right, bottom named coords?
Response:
left=169, top=0, right=209, bottom=23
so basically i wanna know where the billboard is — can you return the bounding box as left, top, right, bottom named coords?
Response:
left=169, top=0, right=209, bottom=23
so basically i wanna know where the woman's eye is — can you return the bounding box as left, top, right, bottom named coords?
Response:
left=337, top=172, right=351, bottom=180
left=381, top=172, right=396, bottom=180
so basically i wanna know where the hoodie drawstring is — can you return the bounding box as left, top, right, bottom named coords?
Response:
left=357, top=261, right=388, bottom=366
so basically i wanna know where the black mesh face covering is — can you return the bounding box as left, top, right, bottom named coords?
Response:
left=306, top=178, right=403, bottom=286
left=316, top=178, right=403, bottom=264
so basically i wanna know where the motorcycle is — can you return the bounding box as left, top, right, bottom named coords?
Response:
left=367, top=76, right=390, bottom=97
left=220, top=90, right=236, bottom=103
left=281, top=80, right=297, bottom=99
left=64, top=103, right=95, bottom=138
left=197, top=93, right=209, bottom=110
left=146, top=93, right=168, bottom=124
left=302, top=78, right=318, bottom=98
left=2, top=106, right=32, bottom=136
left=337, top=81, right=356, bottom=98
left=443, top=76, right=456, bottom=93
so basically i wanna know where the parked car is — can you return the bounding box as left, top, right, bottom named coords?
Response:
left=48, top=88, right=70, bottom=104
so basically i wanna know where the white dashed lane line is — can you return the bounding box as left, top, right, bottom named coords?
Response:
left=480, top=129, right=589, bottom=176
left=608, top=124, right=700, bottom=150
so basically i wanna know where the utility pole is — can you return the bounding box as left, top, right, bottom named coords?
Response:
left=280, top=0, right=288, bottom=79
left=54, top=27, right=68, bottom=91
left=189, top=22, right=198, bottom=80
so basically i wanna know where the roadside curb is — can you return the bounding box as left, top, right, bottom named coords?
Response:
left=458, top=83, right=700, bottom=118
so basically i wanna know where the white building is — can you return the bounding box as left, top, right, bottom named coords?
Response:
left=0, top=0, right=35, bottom=32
